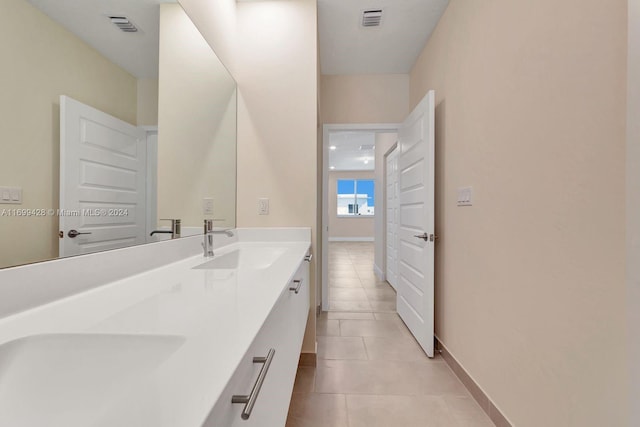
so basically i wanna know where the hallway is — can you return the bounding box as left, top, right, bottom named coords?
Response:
left=286, top=242, right=495, bottom=427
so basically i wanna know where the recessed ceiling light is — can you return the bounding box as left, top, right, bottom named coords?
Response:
left=364, top=160, right=369, bottom=164
left=329, top=146, right=337, bottom=150
left=330, top=166, right=335, bottom=170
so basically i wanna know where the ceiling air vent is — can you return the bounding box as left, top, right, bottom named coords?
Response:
left=362, top=9, right=382, bottom=27
left=109, top=16, right=139, bottom=33
left=359, top=144, right=375, bottom=151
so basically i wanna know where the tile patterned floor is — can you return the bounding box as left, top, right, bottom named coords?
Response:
left=286, top=242, right=495, bottom=427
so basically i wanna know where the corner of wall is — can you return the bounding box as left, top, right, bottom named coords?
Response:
left=628, top=0, right=640, bottom=424
left=179, top=0, right=319, bottom=356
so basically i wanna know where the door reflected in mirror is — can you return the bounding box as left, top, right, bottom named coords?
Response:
left=0, top=0, right=237, bottom=269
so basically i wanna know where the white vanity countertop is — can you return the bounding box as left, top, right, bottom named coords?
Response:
left=0, top=234, right=311, bottom=427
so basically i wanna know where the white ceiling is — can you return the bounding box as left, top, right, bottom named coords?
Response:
left=329, top=132, right=377, bottom=171
left=28, top=0, right=449, bottom=78
left=26, top=0, right=177, bottom=78
left=318, top=0, right=449, bottom=75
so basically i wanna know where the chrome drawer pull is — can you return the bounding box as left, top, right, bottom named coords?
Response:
left=231, top=348, right=276, bottom=420
left=289, top=279, right=303, bottom=294
left=304, top=254, right=313, bottom=262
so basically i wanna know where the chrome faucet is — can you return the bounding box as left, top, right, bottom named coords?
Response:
left=203, top=220, right=235, bottom=257
left=150, top=218, right=181, bottom=239
left=204, top=220, right=215, bottom=257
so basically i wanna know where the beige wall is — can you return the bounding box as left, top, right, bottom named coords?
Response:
left=137, top=78, right=159, bottom=126
left=328, top=171, right=375, bottom=239
left=373, top=133, right=397, bottom=276
left=0, top=0, right=137, bottom=269
left=321, top=74, right=409, bottom=124
left=410, top=0, right=628, bottom=425
left=177, top=0, right=318, bottom=354
left=628, top=0, right=640, bottom=424
left=157, top=4, right=237, bottom=229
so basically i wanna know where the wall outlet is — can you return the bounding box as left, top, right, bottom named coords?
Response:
left=457, top=186, right=473, bottom=207
left=203, top=198, right=214, bottom=215
left=258, top=198, right=269, bottom=215
left=0, top=186, right=22, bottom=204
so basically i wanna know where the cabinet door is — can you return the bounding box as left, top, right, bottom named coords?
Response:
left=283, top=257, right=310, bottom=357
left=203, top=259, right=310, bottom=427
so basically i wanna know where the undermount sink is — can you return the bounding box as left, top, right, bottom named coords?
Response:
left=193, top=246, right=287, bottom=270
left=0, top=333, right=185, bottom=427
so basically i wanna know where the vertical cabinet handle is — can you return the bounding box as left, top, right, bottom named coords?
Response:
left=289, top=279, right=303, bottom=294
left=231, top=348, right=276, bottom=420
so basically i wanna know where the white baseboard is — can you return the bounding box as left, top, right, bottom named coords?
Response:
left=374, top=264, right=385, bottom=281
left=328, top=237, right=374, bottom=242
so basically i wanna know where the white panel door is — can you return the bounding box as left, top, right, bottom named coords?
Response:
left=59, top=96, right=147, bottom=257
left=385, top=146, right=399, bottom=290
left=397, top=90, right=435, bottom=357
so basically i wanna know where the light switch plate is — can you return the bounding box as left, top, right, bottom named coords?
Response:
left=258, top=198, right=269, bottom=215
left=10, top=188, right=21, bottom=202
left=457, top=186, right=473, bottom=207
left=203, top=198, right=214, bottom=215
left=0, top=186, right=22, bottom=204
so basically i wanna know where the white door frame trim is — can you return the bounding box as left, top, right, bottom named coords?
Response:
left=322, top=123, right=400, bottom=311
left=383, top=142, right=399, bottom=289
left=142, top=126, right=158, bottom=242
left=627, top=0, right=640, bottom=421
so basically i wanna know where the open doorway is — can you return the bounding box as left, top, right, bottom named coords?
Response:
left=321, top=124, right=399, bottom=311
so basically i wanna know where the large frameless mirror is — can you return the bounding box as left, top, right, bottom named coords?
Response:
left=0, top=0, right=237, bottom=269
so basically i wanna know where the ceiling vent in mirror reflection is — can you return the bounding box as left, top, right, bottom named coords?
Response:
left=362, top=9, right=383, bottom=27
left=109, top=16, right=139, bottom=33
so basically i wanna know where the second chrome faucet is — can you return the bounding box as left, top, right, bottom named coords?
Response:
left=203, top=220, right=234, bottom=257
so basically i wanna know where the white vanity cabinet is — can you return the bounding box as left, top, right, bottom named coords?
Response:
left=0, top=229, right=313, bottom=427
left=203, top=254, right=310, bottom=427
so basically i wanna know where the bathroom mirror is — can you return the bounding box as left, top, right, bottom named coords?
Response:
left=0, top=0, right=237, bottom=269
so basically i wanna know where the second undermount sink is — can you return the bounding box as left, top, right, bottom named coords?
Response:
left=0, top=333, right=185, bottom=427
left=193, top=246, right=287, bottom=270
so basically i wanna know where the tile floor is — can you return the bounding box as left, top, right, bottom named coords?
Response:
left=286, top=242, right=495, bottom=427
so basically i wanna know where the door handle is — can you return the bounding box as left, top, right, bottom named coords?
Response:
left=414, top=233, right=438, bottom=242
left=68, top=229, right=92, bottom=238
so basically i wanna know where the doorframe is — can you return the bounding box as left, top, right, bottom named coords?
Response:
left=141, top=126, right=158, bottom=242
left=383, top=142, right=399, bottom=290
left=321, top=123, right=400, bottom=311
left=627, top=0, right=640, bottom=421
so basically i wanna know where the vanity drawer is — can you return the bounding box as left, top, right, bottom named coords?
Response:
left=203, top=258, right=310, bottom=427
